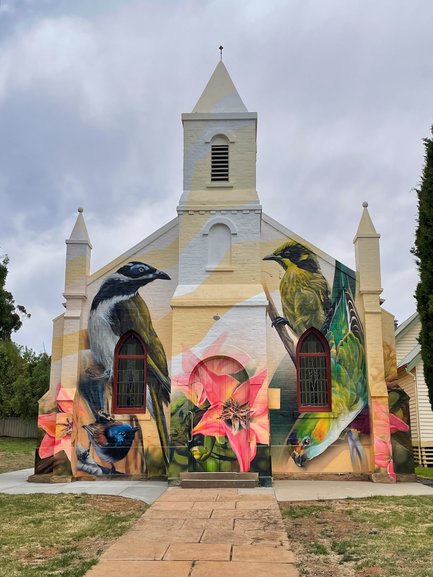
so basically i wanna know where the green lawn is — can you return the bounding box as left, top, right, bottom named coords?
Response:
left=0, top=494, right=147, bottom=577
left=0, top=437, right=36, bottom=473
left=281, top=496, right=433, bottom=577
left=415, top=465, right=433, bottom=478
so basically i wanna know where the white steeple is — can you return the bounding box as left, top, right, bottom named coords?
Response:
left=192, top=61, right=248, bottom=114
left=180, top=57, right=259, bottom=208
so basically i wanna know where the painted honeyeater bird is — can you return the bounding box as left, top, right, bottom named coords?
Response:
left=79, top=261, right=171, bottom=467
left=287, top=289, right=368, bottom=468
left=263, top=241, right=331, bottom=336
left=83, top=414, right=140, bottom=475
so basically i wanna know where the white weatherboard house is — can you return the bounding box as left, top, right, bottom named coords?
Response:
left=396, top=312, right=433, bottom=467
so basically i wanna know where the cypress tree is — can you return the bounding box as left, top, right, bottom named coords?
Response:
left=413, top=127, right=433, bottom=410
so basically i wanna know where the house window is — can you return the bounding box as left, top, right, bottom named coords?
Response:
left=211, top=136, right=229, bottom=181
left=296, top=328, right=331, bottom=412
left=113, top=331, right=147, bottom=414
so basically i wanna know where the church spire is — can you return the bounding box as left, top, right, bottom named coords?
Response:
left=68, top=207, right=92, bottom=246
left=192, top=61, right=248, bottom=113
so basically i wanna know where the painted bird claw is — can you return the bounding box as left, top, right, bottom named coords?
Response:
left=271, top=316, right=290, bottom=328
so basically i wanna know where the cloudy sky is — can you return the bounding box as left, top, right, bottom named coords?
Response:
left=1, top=0, right=432, bottom=353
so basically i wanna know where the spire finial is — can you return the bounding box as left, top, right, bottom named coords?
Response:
left=219, top=45, right=223, bottom=61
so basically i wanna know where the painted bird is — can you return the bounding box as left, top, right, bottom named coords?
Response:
left=79, top=261, right=171, bottom=466
left=263, top=241, right=331, bottom=336
left=83, top=414, right=140, bottom=475
left=287, top=289, right=368, bottom=468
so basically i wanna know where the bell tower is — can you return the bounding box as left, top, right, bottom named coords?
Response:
left=171, top=55, right=267, bottom=368
left=179, top=58, right=259, bottom=208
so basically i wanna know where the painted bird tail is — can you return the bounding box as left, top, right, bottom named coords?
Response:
left=346, top=428, right=368, bottom=472
left=79, top=373, right=107, bottom=421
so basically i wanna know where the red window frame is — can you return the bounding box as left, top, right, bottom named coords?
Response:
left=112, top=331, right=147, bottom=414
left=296, top=327, right=331, bottom=412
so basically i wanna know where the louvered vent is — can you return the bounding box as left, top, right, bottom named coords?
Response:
left=211, top=144, right=229, bottom=181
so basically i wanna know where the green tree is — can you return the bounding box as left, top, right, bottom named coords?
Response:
left=0, top=340, right=25, bottom=418
left=0, top=255, right=30, bottom=340
left=12, top=351, right=51, bottom=420
left=413, top=126, right=433, bottom=410
left=0, top=342, right=50, bottom=420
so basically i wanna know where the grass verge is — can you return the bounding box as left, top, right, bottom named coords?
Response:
left=280, top=496, right=433, bottom=577
left=0, top=437, right=36, bottom=473
left=415, top=465, right=433, bottom=478
left=0, top=493, right=147, bottom=577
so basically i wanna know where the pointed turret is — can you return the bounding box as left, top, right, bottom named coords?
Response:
left=354, top=201, right=381, bottom=293
left=353, top=202, right=395, bottom=482
left=58, top=208, right=92, bottom=390
left=354, top=201, right=379, bottom=239
left=68, top=207, right=92, bottom=245
left=192, top=61, right=248, bottom=113
left=64, top=207, right=92, bottom=302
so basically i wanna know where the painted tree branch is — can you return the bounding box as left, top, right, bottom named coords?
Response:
left=263, top=283, right=296, bottom=365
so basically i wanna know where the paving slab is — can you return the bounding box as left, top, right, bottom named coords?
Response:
left=144, top=508, right=213, bottom=519
left=236, top=499, right=279, bottom=509
left=85, top=560, right=192, bottom=577
left=132, top=527, right=204, bottom=543
left=233, top=545, right=296, bottom=563
left=181, top=517, right=235, bottom=530
left=192, top=500, right=236, bottom=510
left=200, top=528, right=255, bottom=545
left=164, top=543, right=231, bottom=560
left=191, top=561, right=299, bottom=577
left=100, top=540, right=169, bottom=560
left=132, top=517, right=185, bottom=529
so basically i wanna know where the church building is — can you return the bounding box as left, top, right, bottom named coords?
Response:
left=34, top=59, right=412, bottom=485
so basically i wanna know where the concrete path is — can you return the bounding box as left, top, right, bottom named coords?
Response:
left=84, top=487, right=299, bottom=577
left=1, top=469, right=432, bottom=503
left=274, top=479, right=433, bottom=501
left=0, top=469, right=166, bottom=503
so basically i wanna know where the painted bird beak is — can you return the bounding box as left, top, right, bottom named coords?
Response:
left=263, top=254, right=280, bottom=262
left=155, top=270, right=171, bottom=281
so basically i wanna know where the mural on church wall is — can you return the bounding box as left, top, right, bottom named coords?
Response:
left=169, top=335, right=271, bottom=478
left=74, top=261, right=171, bottom=478
left=263, top=240, right=369, bottom=473
left=39, top=221, right=403, bottom=481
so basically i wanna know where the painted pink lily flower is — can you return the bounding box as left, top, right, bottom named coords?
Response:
left=38, top=384, right=74, bottom=461
left=372, top=399, right=409, bottom=481
left=192, top=362, right=269, bottom=472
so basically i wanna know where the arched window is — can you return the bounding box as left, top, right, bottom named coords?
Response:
left=113, top=331, right=147, bottom=414
left=296, top=328, right=331, bottom=412
left=207, top=223, right=232, bottom=269
left=211, top=135, right=229, bottom=182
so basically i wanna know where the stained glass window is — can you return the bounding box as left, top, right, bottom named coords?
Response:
left=113, top=332, right=147, bottom=413
left=296, top=329, right=331, bottom=411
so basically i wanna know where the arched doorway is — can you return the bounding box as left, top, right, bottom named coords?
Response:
left=187, top=355, right=251, bottom=473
